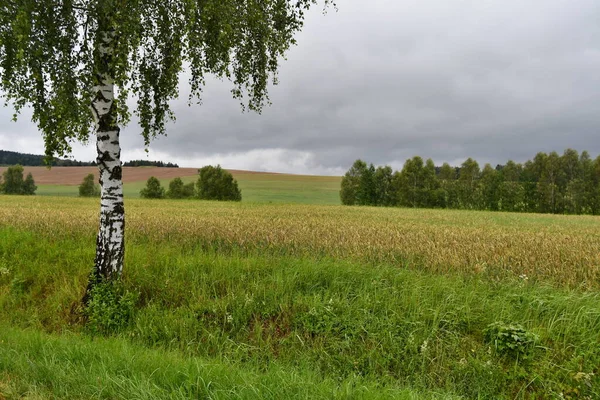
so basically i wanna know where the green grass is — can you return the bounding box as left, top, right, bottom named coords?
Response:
left=36, top=172, right=342, bottom=204
left=1, top=224, right=599, bottom=398
left=0, top=326, right=443, bottom=400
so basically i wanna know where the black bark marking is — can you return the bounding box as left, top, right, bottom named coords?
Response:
left=110, top=166, right=122, bottom=180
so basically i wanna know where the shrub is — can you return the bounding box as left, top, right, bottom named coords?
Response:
left=484, top=322, right=539, bottom=360
left=140, top=176, right=165, bottom=199
left=78, top=173, right=100, bottom=197
left=182, top=182, right=195, bottom=198
left=1, top=165, right=36, bottom=195
left=197, top=165, right=241, bottom=201
left=85, top=281, right=137, bottom=335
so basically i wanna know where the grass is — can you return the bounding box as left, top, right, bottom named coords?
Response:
left=0, top=326, right=444, bottom=399
left=36, top=171, right=342, bottom=204
left=0, top=197, right=599, bottom=398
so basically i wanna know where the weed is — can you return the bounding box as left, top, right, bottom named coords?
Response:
left=84, top=281, right=138, bottom=335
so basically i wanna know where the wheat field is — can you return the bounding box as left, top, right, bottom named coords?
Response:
left=2, top=196, right=598, bottom=289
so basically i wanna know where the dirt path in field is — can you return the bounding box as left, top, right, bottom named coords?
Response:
left=0, top=166, right=274, bottom=185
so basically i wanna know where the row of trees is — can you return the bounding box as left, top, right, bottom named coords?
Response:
left=0, top=165, right=37, bottom=195
left=0, top=150, right=95, bottom=167
left=123, top=160, right=179, bottom=168
left=141, top=165, right=242, bottom=201
left=341, top=149, right=600, bottom=215
left=1, top=150, right=180, bottom=168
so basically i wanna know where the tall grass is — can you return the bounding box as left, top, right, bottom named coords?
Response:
left=1, top=221, right=599, bottom=398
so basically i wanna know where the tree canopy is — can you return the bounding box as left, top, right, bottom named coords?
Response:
left=342, top=149, right=600, bottom=215
left=0, top=0, right=335, bottom=160
left=0, top=164, right=36, bottom=195
left=197, top=165, right=241, bottom=201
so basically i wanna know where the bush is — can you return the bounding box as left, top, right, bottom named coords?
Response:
left=197, top=165, right=241, bottom=201
left=78, top=173, right=100, bottom=197
left=140, top=176, right=165, bottom=199
left=484, top=322, right=539, bottom=360
left=166, top=177, right=195, bottom=199
left=183, top=182, right=195, bottom=198
left=1, top=165, right=36, bottom=195
left=85, top=281, right=137, bottom=335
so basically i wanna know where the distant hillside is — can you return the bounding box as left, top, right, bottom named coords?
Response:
left=123, top=160, right=178, bottom=168
left=0, top=150, right=95, bottom=167
left=0, top=150, right=178, bottom=168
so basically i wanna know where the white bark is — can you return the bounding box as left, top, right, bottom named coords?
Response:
left=90, top=29, right=124, bottom=280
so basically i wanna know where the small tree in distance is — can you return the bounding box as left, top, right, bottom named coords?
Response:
left=197, top=166, right=242, bottom=202
left=167, top=177, right=195, bottom=199
left=140, top=177, right=165, bottom=199
left=22, top=173, right=37, bottom=195
left=79, top=174, right=101, bottom=197
left=1, top=165, right=36, bottom=195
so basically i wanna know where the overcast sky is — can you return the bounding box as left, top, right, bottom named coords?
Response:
left=1, top=0, right=600, bottom=175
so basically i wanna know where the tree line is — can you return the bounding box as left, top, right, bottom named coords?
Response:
left=1, top=150, right=179, bottom=168
left=123, top=160, right=179, bottom=168
left=0, top=150, right=95, bottom=167
left=140, top=165, right=241, bottom=201
left=340, top=149, right=600, bottom=215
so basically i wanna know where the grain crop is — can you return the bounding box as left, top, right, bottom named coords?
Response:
left=1, top=196, right=598, bottom=288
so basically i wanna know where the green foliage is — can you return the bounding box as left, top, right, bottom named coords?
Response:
left=0, top=165, right=36, bottom=195
left=0, top=0, right=335, bottom=160
left=85, top=281, right=137, bottom=335
left=182, top=182, right=195, bottom=198
left=22, top=173, right=36, bottom=195
left=0, top=327, right=431, bottom=399
left=166, top=177, right=195, bottom=199
left=343, top=148, right=600, bottom=215
left=140, top=176, right=165, bottom=199
left=78, top=174, right=100, bottom=197
left=339, top=159, right=375, bottom=205
left=197, top=165, right=241, bottom=201
left=484, top=322, right=539, bottom=360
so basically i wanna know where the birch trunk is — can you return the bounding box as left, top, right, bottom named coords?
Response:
left=89, top=27, right=124, bottom=284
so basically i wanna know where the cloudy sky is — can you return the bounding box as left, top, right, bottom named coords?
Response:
left=1, top=0, right=600, bottom=175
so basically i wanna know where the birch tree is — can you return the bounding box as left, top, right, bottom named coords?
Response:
left=0, top=0, right=333, bottom=288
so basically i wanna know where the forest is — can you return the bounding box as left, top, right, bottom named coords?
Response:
left=341, top=148, right=600, bottom=214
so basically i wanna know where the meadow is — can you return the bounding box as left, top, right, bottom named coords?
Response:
left=3, top=166, right=342, bottom=204
left=0, top=195, right=599, bottom=398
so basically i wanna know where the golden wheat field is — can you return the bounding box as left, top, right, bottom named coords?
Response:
left=1, top=196, right=599, bottom=289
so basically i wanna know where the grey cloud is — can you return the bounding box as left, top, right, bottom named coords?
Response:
left=2, top=0, right=600, bottom=174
